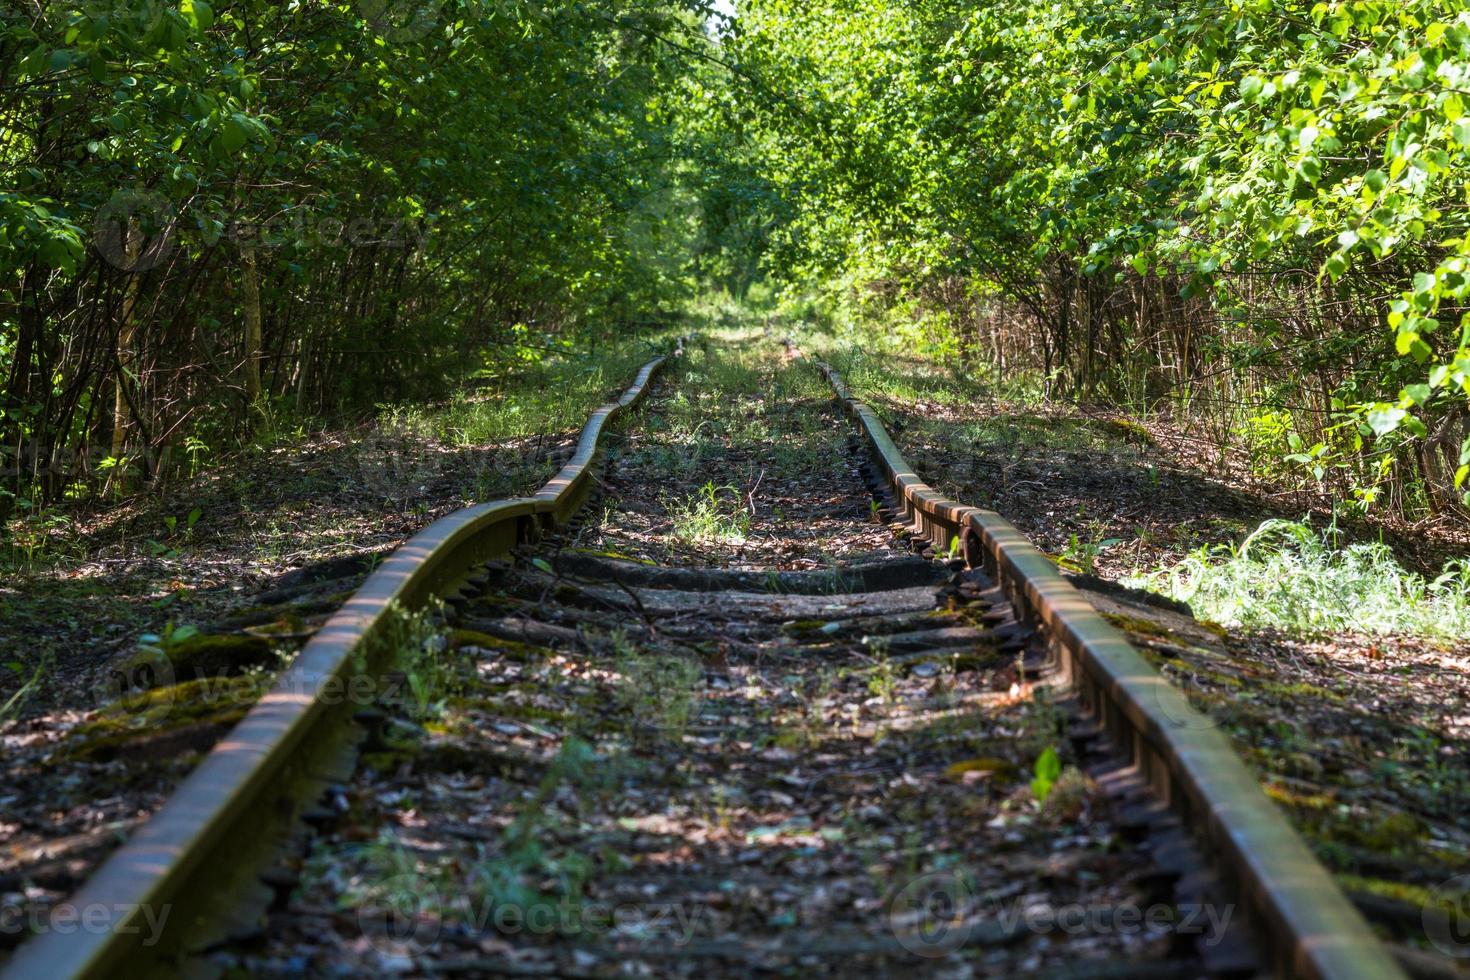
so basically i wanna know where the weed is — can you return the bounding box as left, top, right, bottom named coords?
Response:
left=378, top=601, right=454, bottom=720
left=866, top=638, right=897, bottom=704
left=1055, top=532, right=1123, bottom=574
left=1125, top=519, right=1470, bottom=636
left=668, top=481, right=751, bottom=546
left=1, top=653, right=49, bottom=723
left=1030, top=746, right=1061, bottom=803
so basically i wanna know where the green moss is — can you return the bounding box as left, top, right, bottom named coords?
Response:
left=469, top=592, right=525, bottom=612
left=131, top=633, right=276, bottom=681
left=65, top=675, right=264, bottom=761
left=1273, top=787, right=1429, bottom=853
left=1337, top=873, right=1434, bottom=909
left=448, top=629, right=553, bottom=661
left=1259, top=680, right=1344, bottom=703
left=1264, top=781, right=1337, bottom=812
left=477, top=699, right=575, bottom=726
left=1103, top=612, right=1174, bottom=638
left=1098, top=417, right=1155, bottom=447
left=1195, top=619, right=1231, bottom=638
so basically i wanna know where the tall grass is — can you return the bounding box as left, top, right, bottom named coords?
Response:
left=378, top=339, right=672, bottom=447
left=1126, top=520, right=1470, bottom=638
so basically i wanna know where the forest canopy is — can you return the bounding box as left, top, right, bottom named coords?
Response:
left=725, top=0, right=1470, bottom=518
left=4, top=0, right=1469, bottom=523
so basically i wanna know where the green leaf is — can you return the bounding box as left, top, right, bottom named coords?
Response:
left=181, top=0, right=214, bottom=32
left=219, top=117, right=248, bottom=154
left=1366, top=406, right=1406, bottom=437
left=1031, top=746, right=1062, bottom=803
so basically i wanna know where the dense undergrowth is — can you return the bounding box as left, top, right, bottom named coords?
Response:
left=792, top=306, right=1470, bottom=640
left=1127, top=519, right=1470, bottom=638
left=1, top=2, right=745, bottom=517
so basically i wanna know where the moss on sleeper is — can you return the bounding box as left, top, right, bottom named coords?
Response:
left=64, top=675, right=266, bottom=761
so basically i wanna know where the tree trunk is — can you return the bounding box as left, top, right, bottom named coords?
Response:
left=241, top=243, right=263, bottom=405
left=111, top=226, right=143, bottom=460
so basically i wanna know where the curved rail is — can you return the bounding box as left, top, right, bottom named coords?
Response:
left=3, top=339, right=683, bottom=980
left=814, top=357, right=1405, bottom=980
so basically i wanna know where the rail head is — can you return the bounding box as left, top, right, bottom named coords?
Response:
left=813, top=355, right=1406, bottom=980
left=2, top=338, right=684, bottom=980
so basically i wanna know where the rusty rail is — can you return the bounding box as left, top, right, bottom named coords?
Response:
left=2, top=339, right=683, bottom=980
left=814, top=357, right=1405, bottom=980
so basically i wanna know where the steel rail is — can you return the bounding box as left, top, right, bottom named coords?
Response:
left=2, top=339, right=683, bottom=980
left=814, top=357, right=1406, bottom=980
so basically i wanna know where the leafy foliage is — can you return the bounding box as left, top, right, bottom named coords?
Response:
left=0, top=1, right=724, bottom=504
left=1126, top=519, right=1470, bottom=636
left=726, top=0, right=1470, bottom=517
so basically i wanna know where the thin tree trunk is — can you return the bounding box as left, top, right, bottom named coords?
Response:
left=241, top=243, right=263, bottom=405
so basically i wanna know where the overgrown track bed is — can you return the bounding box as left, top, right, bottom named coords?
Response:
left=214, top=337, right=1231, bottom=977
left=3, top=335, right=1414, bottom=978
left=0, top=343, right=682, bottom=978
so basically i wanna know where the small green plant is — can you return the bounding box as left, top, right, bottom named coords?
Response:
left=1, top=654, right=49, bottom=723
left=183, top=436, right=210, bottom=479
left=668, top=481, right=751, bottom=546
left=1031, top=746, right=1062, bottom=804
left=136, top=621, right=201, bottom=660
left=1056, top=532, right=1123, bottom=574
left=865, top=638, right=897, bottom=704
left=2, top=502, right=75, bottom=569
left=163, top=507, right=202, bottom=541
left=379, top=601, right=453, bottom=719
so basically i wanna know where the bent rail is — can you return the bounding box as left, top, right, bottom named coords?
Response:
left=814, top=357, right=1404, bottom=980
left=3, top=338, right=683, bottom=980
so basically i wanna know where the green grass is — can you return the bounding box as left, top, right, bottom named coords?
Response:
left=379, top=334, right=678, bottom=447
left=1126, top=519, right=1470, bottom=637
left=668, top=481, right=752, bottom=546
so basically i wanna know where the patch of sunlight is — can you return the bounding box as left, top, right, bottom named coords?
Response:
left=1124, top=519, right=1470, bottom=637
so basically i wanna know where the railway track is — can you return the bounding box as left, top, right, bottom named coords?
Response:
left=2, top=336, right=1408, bottom=978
